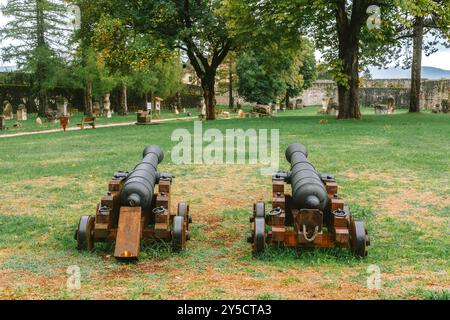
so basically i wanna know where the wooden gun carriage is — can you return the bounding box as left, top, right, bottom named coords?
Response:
left=75, top=145, right=191, bottom=259
left=248, top=144, right=370, bottom=257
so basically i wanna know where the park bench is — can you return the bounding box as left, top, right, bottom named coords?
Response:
left=77, top=116, right=96, bottom=130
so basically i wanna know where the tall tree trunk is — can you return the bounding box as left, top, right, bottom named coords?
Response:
left=144, top=92, right=148, bottom=109
left=37, top=85, right=48, bottom=117
left=84, top=81, right=93, bottom=116
left=410, top=16, right=424, bottom=113
left=201, top=74, right=216, bottom=120
left=120, top=80, right=128, bottom=115
left=335, top=0, right=365, bottom=120
left=176, top=90, right=181, bottom=110
left=36, top=0, right=48, bottom=117
left=229, top=58, right=234, bottom=110
left=336, top=37, right=362, bottom=119
left=285, top=92, right=290, bottom=110
left=149, top=91, right=154, bottom=109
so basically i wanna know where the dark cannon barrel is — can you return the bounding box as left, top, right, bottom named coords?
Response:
left=120, top=145, right=164, bottom=209
left=286, top=144, right=328, bottom=211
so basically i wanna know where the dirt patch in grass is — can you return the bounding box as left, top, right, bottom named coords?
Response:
left=171, top=165, right=269, bottom=241
left=0, top=270, right=67, bottom=299
left=20, top=176, right=73, bottom=188
left=344, top=169, right=449, bottom=230
left=0, top=177, right=75, bottom=216
left=380, top=266, right=449, bottom=298
left=343, top=169, right=420, bottom=185
left=135, top=265, right=377, bottom=300
left=381, top=190, right=449, bottom=219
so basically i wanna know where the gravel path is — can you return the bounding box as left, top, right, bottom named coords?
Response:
left=0, top=117, right=196, bottom=139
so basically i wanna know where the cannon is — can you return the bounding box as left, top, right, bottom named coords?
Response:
left=248, top=143, right=370, bottom=257
left=75, top=145, right=192, bottom=259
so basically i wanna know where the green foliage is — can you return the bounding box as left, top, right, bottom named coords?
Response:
left=128, top=54, right=182, bottom=100
left=0, top=0, right=71, bottom=66
left=67, top=48, right=116, bottom=99
left=0, top=0, right=73, bottom=107
left=236, top=38, right=316, bottom=104
left=223, top=1, right=317, bottom=103
left=388, top=0, right=450, bottom=68
left=286, top=40, right=317, bottom=98
left=236, top=52, right=286, bottom=104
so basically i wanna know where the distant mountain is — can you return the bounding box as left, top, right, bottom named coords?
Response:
left=368, top=66, right=450, bottom=80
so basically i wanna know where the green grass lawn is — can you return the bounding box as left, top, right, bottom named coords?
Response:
left=0, top=108, right=448, bottom=300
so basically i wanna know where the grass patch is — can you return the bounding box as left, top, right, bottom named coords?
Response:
left=0, top=108, right=448, bottom=299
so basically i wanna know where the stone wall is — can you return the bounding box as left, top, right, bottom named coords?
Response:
left=295, top=79, right=450, bottom=109
left=211, top=78, right=450, bottom=109
left=298, top=80, right=338, bottom=105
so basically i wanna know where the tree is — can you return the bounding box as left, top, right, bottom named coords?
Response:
left=305, top=0, right=399, bottom=119
left=91, top=13, right=172, bottom=115
left=236, top=41, right=316, bottom=107
left=70, top=0, right=113, bottom=115
left=129, top=54, right=182, bottom=108
left=63, top=48, right=116, bottom=115
left=224, top=0, right=313, bottom=106
left=225, top=0, right=400, bottom=119
left=115, top=0, right=233, bottom=120
left=236, top=52, right=286, bottom=105
left=285, top=40, right=317, bottom=109
left=392, top=0, right=450, bottom=113
left=92, top=14, right=132, bottom=115
left=0, top=0, right=71, bottom=115
left=216, top=51, right=237, bottom=109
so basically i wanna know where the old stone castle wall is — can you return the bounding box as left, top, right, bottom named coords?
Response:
left=215, top=79, right=449, bottom=109
left=296, top=79, right=450, bottom=109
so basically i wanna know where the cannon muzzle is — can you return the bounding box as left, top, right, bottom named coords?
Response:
left=286, top=144, right=328, bottom=211
left=120, top=145, right=164, bottom=209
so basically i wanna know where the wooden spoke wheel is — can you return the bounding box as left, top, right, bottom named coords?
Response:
left=76, top=215, right=95, bottom=250
left=350, top=220, right=369, bottom=257
left=172, top=216, right=186, bottom=253
left=253, top=217, right=266, bottom=254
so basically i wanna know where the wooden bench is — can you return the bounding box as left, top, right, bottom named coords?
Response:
left=77, top=116, right=96, bottom=130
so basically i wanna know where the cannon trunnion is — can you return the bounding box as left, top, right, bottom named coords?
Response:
left=248, top=144, right=370, bottom=257
left=75, top=145, right=192, bottom=259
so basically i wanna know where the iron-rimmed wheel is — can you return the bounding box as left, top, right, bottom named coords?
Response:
left=178, top=202, right=191, bottom=230
left=76, top=215, right=95, bottom=250
left=172, top=216, right=185, bottom=253
left=350, top=220, right=368, bottom=257
left=178, top=202, right=188, bottom=217
left=253, top=217, right=266, bottom=254
left=255, top=201, right=265, bottom=218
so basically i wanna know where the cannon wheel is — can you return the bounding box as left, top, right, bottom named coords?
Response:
left=253, top=202, right=266, bottom=254
left=172, top=216, right=186, bottom=253
left=177, top=202, right=191, bottom=230
left=350, top=220, right=368, bottom=257
left=254, top=217, right=266, bottom=254
left=255, top=201, right=265, bottom=218
left=76, top=215, right=95, bottom=250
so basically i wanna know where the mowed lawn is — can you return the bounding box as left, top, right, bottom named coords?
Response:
left=0, top=108, right=449, bottom=300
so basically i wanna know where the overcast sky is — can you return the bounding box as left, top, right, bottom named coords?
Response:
left=0, top=1, right=449, bottom=70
